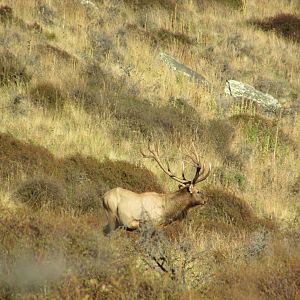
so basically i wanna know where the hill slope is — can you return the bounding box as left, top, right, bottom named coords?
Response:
left=0, top=0, right=299, bottom=299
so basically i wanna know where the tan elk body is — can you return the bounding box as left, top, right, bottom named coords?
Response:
left=103, top=144, right=211, bottom=234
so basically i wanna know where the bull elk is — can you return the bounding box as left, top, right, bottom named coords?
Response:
left=103, top=143, right=211, bottom=234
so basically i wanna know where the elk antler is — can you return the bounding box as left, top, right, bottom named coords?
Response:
left=184, top=143, right=211, bottom=185
left=141, top=142, right=190, bottom=185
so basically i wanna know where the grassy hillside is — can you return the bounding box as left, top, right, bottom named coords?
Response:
left=0, top=0, right=299, bottom=299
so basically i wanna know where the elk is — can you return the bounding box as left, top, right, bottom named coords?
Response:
left=103, top=143, right=211, bottom=234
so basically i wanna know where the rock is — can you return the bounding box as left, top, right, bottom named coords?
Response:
left=224, top=80, right=281, bottom=112
left=159, top=52, right=209, bottom=85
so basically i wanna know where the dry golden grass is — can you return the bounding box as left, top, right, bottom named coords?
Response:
left=0, top=0, right=299, bottom=298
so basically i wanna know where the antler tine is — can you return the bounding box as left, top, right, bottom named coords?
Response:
left=192, top=143, right=200, bottom=164
left=181, top=161, right=187, bottom=181
left=191, top=163, right=205, bottom=184
left=195, top=163, right=211, bottom=184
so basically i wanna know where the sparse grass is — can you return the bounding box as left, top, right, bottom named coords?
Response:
left=230, top=114, right=297, bottom=155
left=0, top=0, right=299, bottom=298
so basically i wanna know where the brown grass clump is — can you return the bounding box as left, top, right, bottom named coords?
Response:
left=187, top=188, right=275, bottom=233
left=28, top=81, right=66, bottom=110
left=0, top=50, right=30, bottom=85
left=291, top=175, right=300, bottom=195
left=15, top=177, right=67, bottom=210
left=162, top=221, right=185, bottom=241
left=197, top=0, right=243, bottom=9
left=35, top=44, right=78, bottom=63
left=0, top=5, right=13, bottom=23
left=123, top=0, right=177, bottom=11
left=127, top=24, right=194, bottom=47
left=249, top=14, right=300, bottom=44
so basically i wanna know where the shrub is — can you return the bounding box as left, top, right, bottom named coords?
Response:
left=186, top=188, right=275, bottom=233
left=29, top=82, right=66, bottom=110
left=70, top=182, right=108, bottom=213
left=209, top=242, right=300, bottom=300
left=127, top=24, right=194, bottom=47
left=0, top=133, right=59, bottom=180
left=0, top=134, right=162, bottom=212
left=15, top=177, right=67, bottom=210
left=249, top=14, right=300, bottom=44
left=61, top=155, right=164, bottom=193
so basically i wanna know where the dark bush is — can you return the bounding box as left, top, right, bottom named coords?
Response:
left=15, top=177, right=67, bottom=210
left=0, top=133, right=163, bottom=212
left=0, top=133, right=59, bottom=180
left=249, top=14, right=300, bottom=44
left=127, top=24, right=194, bottom=47
left=29, top=82, right=66, bottom=110
left=71, top=182, right=107, bottom=213
left=61, top=155, right=164, bottom=193
left=187, top=188, right=275, bottom=233
left=0, top=50, right=30, bottom=85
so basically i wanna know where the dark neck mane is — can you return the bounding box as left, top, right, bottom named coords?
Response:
left=163, top=188, right=193, bottom=224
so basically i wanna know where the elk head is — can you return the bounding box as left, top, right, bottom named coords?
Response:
left=141, top=142, right=211, bottom=205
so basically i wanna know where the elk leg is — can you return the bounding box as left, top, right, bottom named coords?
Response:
left=103, top=214, right=118, bottom=235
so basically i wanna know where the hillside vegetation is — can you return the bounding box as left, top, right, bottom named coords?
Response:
left=0, top=0, right=299, bottom=299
